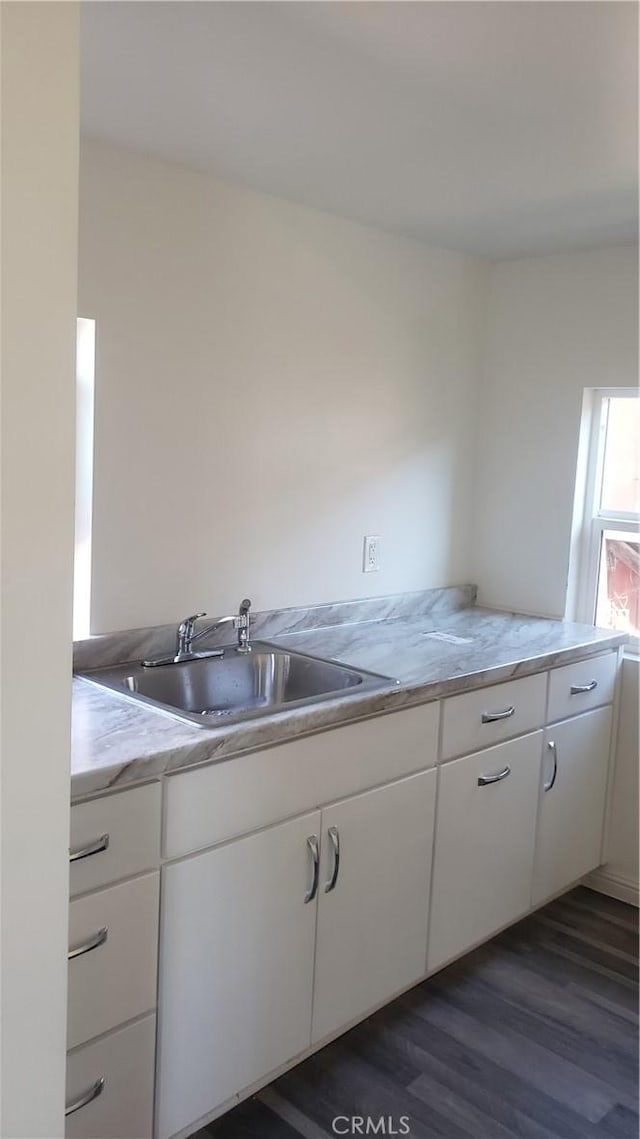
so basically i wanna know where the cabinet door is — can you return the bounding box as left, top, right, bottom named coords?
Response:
left=532, top=706, right=612, bottom=906
left=428, top=732, right=543, bottom=972
left=312, top=769, right=437, bottom=1045
left=156, top=811, right=320, bottom=1139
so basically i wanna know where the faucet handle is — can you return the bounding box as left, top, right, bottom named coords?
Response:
left=177, top=612, right=206, bottom=653
left=180, top=611, right=206, bottom=631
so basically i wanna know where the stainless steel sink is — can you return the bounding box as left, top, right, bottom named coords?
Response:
left=78, top=643, right=394, bottom=727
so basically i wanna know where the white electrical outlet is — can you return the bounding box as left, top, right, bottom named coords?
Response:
left=363, top=535, right=380, bottom=573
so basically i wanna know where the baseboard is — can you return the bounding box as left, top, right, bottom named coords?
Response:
left=585, top=868, right=639, bottom=907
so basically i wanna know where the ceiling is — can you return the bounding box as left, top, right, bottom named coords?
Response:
left=81, top=1, right=638, bottom=260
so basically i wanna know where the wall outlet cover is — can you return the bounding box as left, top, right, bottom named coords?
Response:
left=363, top=535, right=381, bottom=573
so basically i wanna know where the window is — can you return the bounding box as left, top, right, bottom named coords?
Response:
left=74, top=317, right=96, bottom=639
left=576, top=389, right=639, bottom=646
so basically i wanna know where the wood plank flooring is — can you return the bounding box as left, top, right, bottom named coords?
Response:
left=195, top=887, right=638, bottom=1139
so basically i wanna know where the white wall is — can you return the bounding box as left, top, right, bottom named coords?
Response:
left=591, top=656, right=639, bottom=904
left=0, top=4, right=79, bottom=1135
left=78, top=140, right=487, bottom=634
left=475, top=245, right=638, bottom=908
left=473, top=245, right=638, bottom=619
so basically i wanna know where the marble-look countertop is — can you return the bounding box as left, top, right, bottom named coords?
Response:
left=71, top=603, right=625, bottom=800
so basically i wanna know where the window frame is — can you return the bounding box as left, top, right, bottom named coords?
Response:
left=575, top=387, right=639, bottom=651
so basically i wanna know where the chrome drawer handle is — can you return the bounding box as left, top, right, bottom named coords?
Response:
left=325, top=826, right=340, bottom=893
left=65, top=1077, right=105, bottom=1117
left=570, top=680, right=597, bottom=694
left=478, top=765, right=511, bottom=786
left=304, top=836, right=319, bottom=904
left=68, top=926, right=108, bottom=961
left=544, top=740, right=558, bottom=792
left=481, top=706, right=515, bottom=724
left=69, top=834, right=109, bottom=863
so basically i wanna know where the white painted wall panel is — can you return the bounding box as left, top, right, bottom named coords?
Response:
left=78, top=140, right=487, bottom=633
left=473, top=246, right=637, bottom=618
left=0, top=5, right=79, bottom=1134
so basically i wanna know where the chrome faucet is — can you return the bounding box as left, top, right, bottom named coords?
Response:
left=142, top=599, right=253, bottom=668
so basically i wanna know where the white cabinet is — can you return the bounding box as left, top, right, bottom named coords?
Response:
left=156, top=811, right=321, bottom=1139
left=67, top=650, right=619, bottom=1139
left=312, top=769, right=437, bottom=1044
left=532, top=706, right=612, bottom=906
left=163, top=702, right=439, bottom=859
left=428, top=731, right=543, bottom=972
left=66, top=1016, right=156, bottom=1139
left=70, top=782, right=161, bottom=897
left=67, top=873, right=159, bottom=1049
left=547, top=652, right=617, bottom=724
left=67, top=784, right=161, bottom=1139
left=156, top=769, right=438, bottom=1138
left=440, top=673, right=547, bottom=760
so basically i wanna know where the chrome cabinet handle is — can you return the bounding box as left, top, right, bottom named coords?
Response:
left=570, top=680, right=597, bottom=694
left=65, top=1077, right=105, bottom=1117
left=481, top=706, right=515, bottom=724
left=69, top=833, right=109, bottom=863
left=304, top=836, right=319, bottom=904
left=324, top=826, right=340, bottom=893
left=478, top=765, right=511, bottom=786
left=68, top=926, right=108, bottom=961
left=544, top=740, right=558, bottom=792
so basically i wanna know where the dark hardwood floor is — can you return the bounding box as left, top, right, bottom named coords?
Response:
left=196, top=887, right=639, bottom=1139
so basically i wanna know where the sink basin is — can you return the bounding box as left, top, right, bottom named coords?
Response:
left=78, top=642, right=394, bottom=727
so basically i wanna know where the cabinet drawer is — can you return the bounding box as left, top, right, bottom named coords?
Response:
left=66, top=1015, right=155, bottom=1139
left=428, top=731, right=543, bottom=971
left=70, top=782, right=161, bottom=897
left=67, top=873, right=159, bottom=1049
left=441, top=672, right=547, bottom=760
left=547, top=652, right=617, bottom=724
left=164, top=702, right=439, bottom=859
